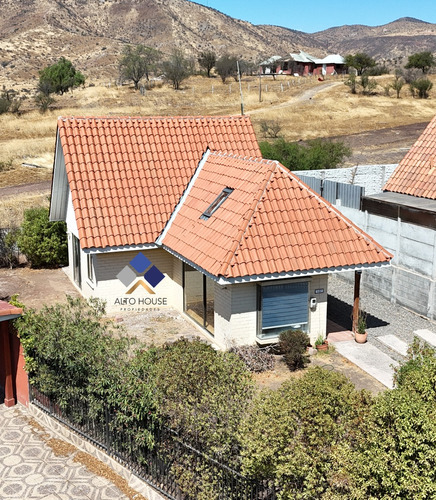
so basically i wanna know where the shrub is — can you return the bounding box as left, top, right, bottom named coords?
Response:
left=260, top=119, right=282, bottom=138
left=410, top=78, right=433, bottom=99
left=239, top=367, right=370, bottom=499
left=152, top=338, right=254, bottom=457
left=15, top=296, right=133, bottom=408
left=16, top=207, right=68, bottom=267
left=229, top=344, right=275, bottom=372
left=0, top=228, right=20, bottom=268
left=260, top=138, right=351, bottom=171
left=279, top=329, right=310, bottom=371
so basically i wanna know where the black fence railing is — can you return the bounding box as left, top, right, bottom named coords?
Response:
left=30, top=386, right=277, bottom=500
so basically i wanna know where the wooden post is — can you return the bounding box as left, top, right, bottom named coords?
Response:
left=1, top=322, right=15, bottom=407
left=352, top=270, right=362, bottom=333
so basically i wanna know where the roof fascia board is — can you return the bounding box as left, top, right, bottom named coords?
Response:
left=156, top=148, right=211, bottom=245
left=216, top=261, right=392, bottom=285
left=49, top=130, right=69, bottom=222
left=162, top=244, right=222, bottom=283
left=162, top=243, right=391, bottom=285
left=83, top=243, right=159, bottom=255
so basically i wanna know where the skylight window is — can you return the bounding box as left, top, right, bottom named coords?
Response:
left=200, top=187, right=234, bottom=220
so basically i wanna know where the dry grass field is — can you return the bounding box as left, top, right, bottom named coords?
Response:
left=1, top=72, right=436, bottom=226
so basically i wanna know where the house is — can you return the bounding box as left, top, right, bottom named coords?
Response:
left=278, top=51, right=346, bottom=76
left=49, top=116, right=391, bottom=348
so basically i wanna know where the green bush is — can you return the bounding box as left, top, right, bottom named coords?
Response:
left=0, top=228, right=20, bottom=268
left=152, top=338, right=254, bottom=458
left=16, top=207, right=68, bottom=267
left=239, top=367, right=369, bottom=499
left=260, top=138, right=351, bottom=170
left=410, top=78, right=433, bottom=99
left=279, top=329, right=310, bottom=371
left=15, top=296, right=133, bottom=409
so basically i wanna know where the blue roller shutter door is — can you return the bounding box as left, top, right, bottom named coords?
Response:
left=260, top=282, right=309, bottom=338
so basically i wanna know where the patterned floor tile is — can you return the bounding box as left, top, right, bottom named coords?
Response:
left=0, top=405, right=132, bottom=500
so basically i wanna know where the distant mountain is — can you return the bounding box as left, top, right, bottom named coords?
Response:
left=0, top=1, right=435, bottom=84
left=312, top=17, right=436, bottom=63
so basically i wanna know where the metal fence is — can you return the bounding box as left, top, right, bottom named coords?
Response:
left=30, top=387, right=277, bottom=500
left=298, top=175, right=364, bottom=209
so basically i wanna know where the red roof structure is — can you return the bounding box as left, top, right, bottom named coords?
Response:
left=56, top=116, right=261, bottom=249
left=161, top=151, right=392, bottom=280
left=0, top=301, right=22, bottom=321
left=384, top=115, right=436, bottom=199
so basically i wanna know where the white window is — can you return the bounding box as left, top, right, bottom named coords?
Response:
left=87, top=254, right=94, bottom=284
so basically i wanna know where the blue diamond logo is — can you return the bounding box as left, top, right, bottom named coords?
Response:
left=144, top=265, right=165, bottom=288
left=130, top=253, right=151, bottom=273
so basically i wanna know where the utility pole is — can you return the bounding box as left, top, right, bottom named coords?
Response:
left=259, top=71, right=262, bottom=102
left=237, top=60, right=244, bottom=115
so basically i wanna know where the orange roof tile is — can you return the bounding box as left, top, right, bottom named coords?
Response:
left=161, top=152, right=392, bottom=279
left=384, top=115, right=436, bottom=199
left=58, top=116, right=261, bottom=249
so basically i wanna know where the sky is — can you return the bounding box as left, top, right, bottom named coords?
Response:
left=193, top=0, right=436, bottom=33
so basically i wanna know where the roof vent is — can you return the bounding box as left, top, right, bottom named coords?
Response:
left=200, top=187, right=234, bottom=220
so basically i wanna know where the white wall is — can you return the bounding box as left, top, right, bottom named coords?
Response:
left=294, top=164, right=397, bottom=196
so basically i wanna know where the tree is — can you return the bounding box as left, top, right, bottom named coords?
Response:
left=198, top=50, right=216, bottom=77
left=260, top=138, right=351, bottom=170
left=344, top=52, right=376, bottom=76
left=360, top=73, right=377, bottom=95
left=410, top=77, right=433, bottom=99
left=391, top=70, right=405, bottom=98
left=39, top=57, right=85, bottom=95
left=162, top=49, right=192, bottom=90
left=16, top=207, right=68, bottom=268
left=344, top=73, right=357, bottom=94
left=239, top=368, right=369, bottom=499
left=405, top=51, right=435, bottom=74
left=215, top=54, right=238, bottom=83
left=119, top=45, right=160, bottom=90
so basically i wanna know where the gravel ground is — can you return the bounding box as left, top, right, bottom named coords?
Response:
left=328, top=273, right=436, bottom=362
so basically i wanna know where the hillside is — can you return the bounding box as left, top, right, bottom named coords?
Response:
left=0, top=0, right=320, bottom=83
left=312, top=17, right=436, bottom=62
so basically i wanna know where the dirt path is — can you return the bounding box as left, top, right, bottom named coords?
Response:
left=0, top=180, right=51, bottom=198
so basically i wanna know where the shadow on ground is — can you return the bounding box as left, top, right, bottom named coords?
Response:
left=327, top=295, right=389, bottom=330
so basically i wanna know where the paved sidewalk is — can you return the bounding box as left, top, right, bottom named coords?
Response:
left=0, top=404, right=140, bottom=500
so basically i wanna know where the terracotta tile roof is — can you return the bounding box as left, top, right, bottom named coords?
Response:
left=161, top=152, right=392, bottom=279
left=0, top=300, right=22, bottom=319
left=384, top=115, right=436, bottom=199
left=57, top=116, right=261, bottom=249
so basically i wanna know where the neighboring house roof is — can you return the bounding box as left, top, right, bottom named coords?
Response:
left=383, top=115, right=436, bottom=199
left=260, top=55, right=282, bottom=66
left=160, top=151, right=392, bottom=281
left=53, top=116, right=261, bottom=249
left=290, top=51, right=316, bottom=63
left=317, top=54, right=345, bottom=65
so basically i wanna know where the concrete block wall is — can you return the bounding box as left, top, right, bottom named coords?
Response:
left=229, top=283, right=258, bottom=347
left=294, top=164, right=397, bottom=196
left=338, top=206, right=436, bottom=320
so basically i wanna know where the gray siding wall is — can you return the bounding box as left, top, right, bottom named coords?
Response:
left=339, top=206, right=436, bottom=320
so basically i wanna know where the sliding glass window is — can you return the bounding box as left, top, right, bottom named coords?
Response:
left=183, top=263, right=214, bottom=335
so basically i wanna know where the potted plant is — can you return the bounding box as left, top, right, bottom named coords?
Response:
left=355, top=310, right=368, bottom=344
left=315, top=335, right=329, bottom=351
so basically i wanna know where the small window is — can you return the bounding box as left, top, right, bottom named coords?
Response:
left=87, top=254, right=94, bottom=283
left=200, top=187, right=233, bottom=220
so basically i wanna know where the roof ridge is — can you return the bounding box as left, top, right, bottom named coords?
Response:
left=218, top=161, right=278, bottom=276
